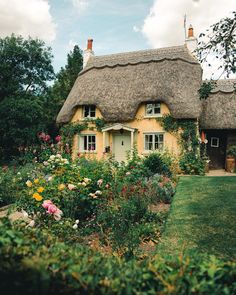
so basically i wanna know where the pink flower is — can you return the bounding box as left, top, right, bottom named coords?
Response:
left=42, top=200, right=53, bottom=209
left=54, top=209, right=63, bottom=220
left=47, top=204, right=58, bottom=214
left=44, top=135, right=51, bottom=142
left=126, top=172, right=131, bottom=175
left=55, top=135, right=61, bottom=142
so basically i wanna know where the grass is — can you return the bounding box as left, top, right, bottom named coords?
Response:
left=158, top=176, right=236, bottom=259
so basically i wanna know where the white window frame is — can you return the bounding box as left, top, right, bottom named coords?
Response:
left=79, top=134, right=96, bottom=152
left=83, top=105, right=96, bottom=118
left=145, top=103, right=161, bottom=117
left=211, top=137, right=219, bottom=148
left=144, top=133, right=164, bottom=151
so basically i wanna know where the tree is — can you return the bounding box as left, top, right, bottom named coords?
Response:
left=196, top=11, right=236, bottom=77
left=0, top=34, right=54, bottom=101
left=48, top=45, right=83, bottom=121
left=0, top=35, right=55, bottom=162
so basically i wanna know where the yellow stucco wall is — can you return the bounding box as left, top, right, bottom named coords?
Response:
left=71, top=103, right=180, bottom=160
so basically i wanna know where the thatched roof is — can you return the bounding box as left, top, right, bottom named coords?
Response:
left=200, top=79, right=236, bottom=129
left=57, top=45, right=202, bottom=124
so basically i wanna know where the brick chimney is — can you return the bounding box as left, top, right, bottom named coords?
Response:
left=185, top=25, right=197, bottom=54
left=83, top=39, right=94, bottom=68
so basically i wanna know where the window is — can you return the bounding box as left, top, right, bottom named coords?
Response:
left=80, top=135, right=96, bottom=151
left=144, top=133, right=164, bottom=151
left=83, top=105, right=96, bottom=118
left=146, top=103, right=161, bottom=116
left=211, top=137, right=219, bottom=148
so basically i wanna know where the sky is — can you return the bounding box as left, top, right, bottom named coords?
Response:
left=0, top=0, right=235, bottom=78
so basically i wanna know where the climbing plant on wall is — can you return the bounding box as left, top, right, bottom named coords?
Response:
left=159, top=115, right=205, bottom=175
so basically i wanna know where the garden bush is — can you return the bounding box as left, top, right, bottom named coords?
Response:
left=0, top=218, right=235, bottom=295
left=179, top=152, right=206, bottom=175
left=143, top=152, right=172, bottom=177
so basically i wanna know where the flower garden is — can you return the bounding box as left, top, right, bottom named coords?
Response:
left=0, top=135, right=235, bottom=294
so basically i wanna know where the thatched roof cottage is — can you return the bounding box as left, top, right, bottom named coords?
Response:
left=57, top=28, right=236, bottom=169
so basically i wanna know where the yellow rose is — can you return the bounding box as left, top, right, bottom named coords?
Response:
left=58, top=184, right=66, bottom=191
left=37, top=187, right=44, bottom=193
left=32, top=193, right=43, bottom=201
left=34, top=179, right=39, bottom=184
left=26, top=180, right=32, bottom=187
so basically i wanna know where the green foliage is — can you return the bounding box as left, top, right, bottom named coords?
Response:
left=160, top=115, right=205, bottom=175
left=0, top=218, right=235, bottom=295
left=0, top=34, right=55, bottom=162
left=196, top=11, right=236, bottom=76
left=143, top=152, right=172, bottom=177
left=198, top=81, right=216, bottom=100
left=227, top=145, right=236, bottom=157
left=48, top=45, right=83, bottom=122
left=0, top=34, right=54, bottom=101
left=179, top=153, right=206, bottom=175
left=0, top=95, right=45, bottom=156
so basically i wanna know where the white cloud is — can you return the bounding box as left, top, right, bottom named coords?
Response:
left=72, top=0, right=89, bottom=11
left=0, top=0, right=56, bottom=42
left=141, top=0, right=236, bottom=78
left=142, top=0, right=235, bottom=48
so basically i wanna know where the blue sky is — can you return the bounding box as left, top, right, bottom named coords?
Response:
left=0, top=0, right=235, bottom=78
left=49, top=0, right=153, bottom=71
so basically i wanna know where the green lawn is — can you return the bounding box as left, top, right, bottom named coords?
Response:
left=159, top=176, right=236, bottom=259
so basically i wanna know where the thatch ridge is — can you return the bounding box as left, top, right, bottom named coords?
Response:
left=200, top=79, right=236, bottom=129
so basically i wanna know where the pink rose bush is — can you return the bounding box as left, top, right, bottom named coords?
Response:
left=42, top=200, right=63, bottom=221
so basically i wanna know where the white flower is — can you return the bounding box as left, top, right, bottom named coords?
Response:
left=43, top=161, right=49, bottom=166
left=56, top=154, right=62, bottom=158
left=75, top=219, right=79, bottom=224
left=84, top=178, right=91, bottom=183
left=17, top=172, right=21, bottom=175
left=126, top=172, right=131, bottom=175
left=97, top=179, right=103, bottom=187
left=22, top=210, right=28, bottom=219
left=50, top=155, right=55, bottom=160
left=72, top=224, right=78, bottom=229
left=89, top=193, right=97, bottom=199
left=28, top=220, right=35, bottom=227
left=68, top=184, right=76, bottom=190
left=95, top=190, right=102, bottom=196
left=204, top=139, right=208, bottom=144
left=81, top=182, right=87, bottom=186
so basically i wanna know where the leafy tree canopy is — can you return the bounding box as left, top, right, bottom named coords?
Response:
left=0, top=34, right=54, bottom=101
left=196, top=11, right=236, bottom=77
left=47, top=45, right=83, bottom=124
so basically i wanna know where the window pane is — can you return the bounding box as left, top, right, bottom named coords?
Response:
left=146, top=104, right=153, bottom=115
left=84, top=106, right=89, bottom=117
left=159, top=134, right=163, bottom=142
left=154, top=103, right=161, bottom=114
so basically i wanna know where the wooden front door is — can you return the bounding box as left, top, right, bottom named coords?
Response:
left=112, top=133, right=131, bottom=162
left=206, top=130, right=227, bottom=169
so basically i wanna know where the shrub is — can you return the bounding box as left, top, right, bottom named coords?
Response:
left=143, top=152, right=172, bottom=177
left=0, top=218, right=235, bottom=295
left=227, top=145, right=236, bottom=158
left=179, top=152, right=205, bottom=175
left=147, top=175, right=176, bottom=204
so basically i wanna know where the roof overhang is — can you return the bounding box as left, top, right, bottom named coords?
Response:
left=102, top=123, right=136, bottom=132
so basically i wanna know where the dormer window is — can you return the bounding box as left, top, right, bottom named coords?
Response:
left=83, top=105, right=96, bottom=118
left=146, top=103, right=161, bottom=117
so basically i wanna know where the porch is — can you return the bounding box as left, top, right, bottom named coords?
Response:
left=102, top=124, right=137, bottom=162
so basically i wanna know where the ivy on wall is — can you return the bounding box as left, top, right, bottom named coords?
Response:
left=59, top=118, right=106, bottom=153
left=158, top=115, right=205, bottom=175
left=198, top=81, right=216, bottom=100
